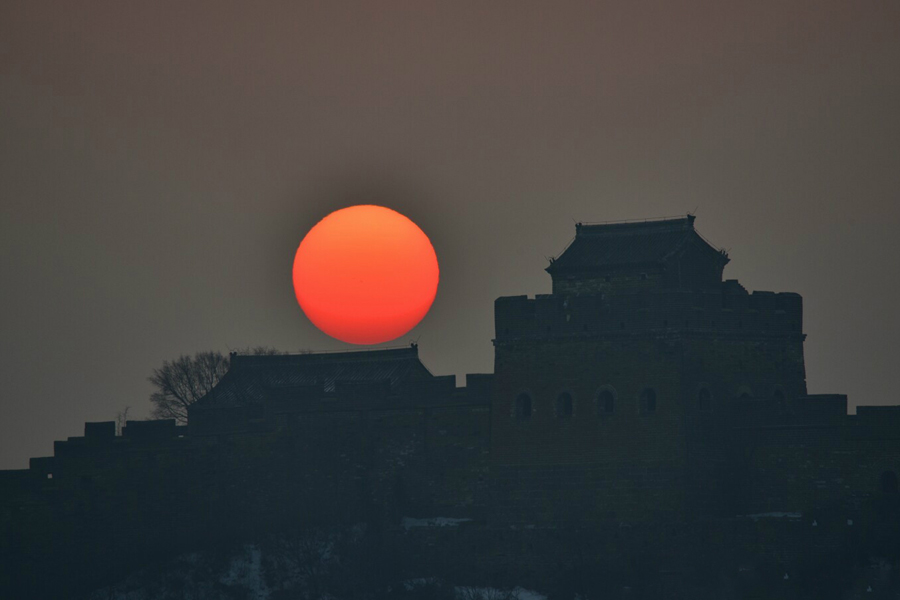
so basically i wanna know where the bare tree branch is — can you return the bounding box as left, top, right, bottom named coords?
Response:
left=148, top=348, right=282, bottom=424
left=148, top=351, right=230, bottom=424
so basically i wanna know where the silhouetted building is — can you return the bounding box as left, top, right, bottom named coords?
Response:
left=3, top=216, right=899, bottom=598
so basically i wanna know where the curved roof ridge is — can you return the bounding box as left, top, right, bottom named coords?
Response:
left=547, top=215, right=727, bottom=273
left=575, top=215, right=694, bottom=237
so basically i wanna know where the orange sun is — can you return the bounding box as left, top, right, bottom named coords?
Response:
left=292, top=205, right=439, bottom=345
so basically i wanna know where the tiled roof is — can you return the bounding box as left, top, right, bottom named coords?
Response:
left=191, top=346, right=432, bottom=409
left=546, top=215, right=727, bottom=273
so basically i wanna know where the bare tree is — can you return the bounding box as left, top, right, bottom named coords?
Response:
left=148, top=351, right=230, bottom=424
left=148, top=347, right=285, bottom=424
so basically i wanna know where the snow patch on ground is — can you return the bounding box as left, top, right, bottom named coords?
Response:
left=740, top=512, right=802, bottom=521
left=88, top=537, right=546, bottom=600
left=456, top=586, right=548, bottom=600
left=89, top=543, right=272, bottom=600
left=402, top=516, right=474, bottom=529
left=512, top=589, right=548, bottom=600
left=404, top=577, right=443, bottom=590
left=219, top=544, right=269, bottom=599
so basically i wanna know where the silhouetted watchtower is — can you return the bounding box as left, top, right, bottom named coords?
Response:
left=491, top=216, right=807, bottom=522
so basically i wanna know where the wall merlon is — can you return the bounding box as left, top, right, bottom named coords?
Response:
left=856, top=405, right=900, bottom=422
left=84, top=421, right=116, bottom=440
left=122, top=419, right=177, bottom=441
left=463, top=373, right=493, bottom=398
left=28, top=456, right=54, bottom=476
left=793, top=394, right=848, bottom=416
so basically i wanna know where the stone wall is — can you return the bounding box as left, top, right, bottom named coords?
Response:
left=0, top=386, right=492, bottom=598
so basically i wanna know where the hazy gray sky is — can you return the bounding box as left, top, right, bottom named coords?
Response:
left=1, top=1, right=898, bottom=469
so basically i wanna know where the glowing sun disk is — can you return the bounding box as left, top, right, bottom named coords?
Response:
left=292, top=205, right=439, bottom=345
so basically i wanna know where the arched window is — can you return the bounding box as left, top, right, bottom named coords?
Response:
left=640, top=388, right=657, bottom=414
left=556, top=392, right=573, bottom=418
left=514, top=393, right=532, bottom=420
left=597, top=389, right=616, bottom=415
left=698, top=388, right=712, bottom=412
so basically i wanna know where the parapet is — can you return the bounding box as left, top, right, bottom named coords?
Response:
left=122, top=419, right=178, bottom=441
left=856, top=406, right=900, bottom=424
left=857, top=405, right=900, bottom=417
left=29, top=456, right=54, bottom=477
left=724, top=394, right=850, bottom=430
left=464, top=374, right=494, bottom=400
left=792, top=394, right=848, bottom=417
left=494, top=286, right=803, bottom=341
left=84, top=421, right=116, bottom=441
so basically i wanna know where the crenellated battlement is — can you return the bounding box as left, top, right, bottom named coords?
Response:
left=494, top=286, right=802, bottom=342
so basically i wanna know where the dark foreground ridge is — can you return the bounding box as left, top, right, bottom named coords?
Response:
left=3, top=216, right=899, bottom=599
